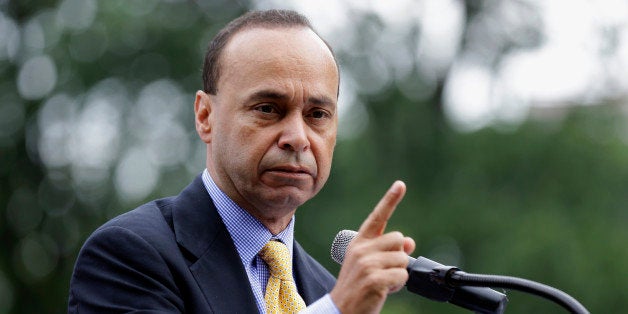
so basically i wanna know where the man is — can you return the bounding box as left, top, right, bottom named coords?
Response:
left=68, top=9, right=415, bottom=314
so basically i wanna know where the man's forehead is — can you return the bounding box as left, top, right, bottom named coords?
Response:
left=223, top=26, right=330, bottom=58
left=217, top=26, right=339, bottom=96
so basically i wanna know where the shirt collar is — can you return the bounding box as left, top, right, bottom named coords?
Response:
left=201, top=169, right=295, bottom=267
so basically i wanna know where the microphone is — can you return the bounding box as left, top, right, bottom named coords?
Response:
left=331, top=230, right=508, bottom=314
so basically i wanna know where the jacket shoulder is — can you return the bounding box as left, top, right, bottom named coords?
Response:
left=68, top=198, right=186, bottom=313
left=97, top=197, right=176, bottom=240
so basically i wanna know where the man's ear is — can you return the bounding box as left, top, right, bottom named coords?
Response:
left=194, top=90, right=213, bottom=143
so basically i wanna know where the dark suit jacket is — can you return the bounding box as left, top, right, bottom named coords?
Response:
left=68, top=175, right=336, bottom=313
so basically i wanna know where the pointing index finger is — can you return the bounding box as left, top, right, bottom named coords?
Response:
left=357, top=180, right=406, bottom=238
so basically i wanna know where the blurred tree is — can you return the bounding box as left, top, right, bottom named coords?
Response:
left=1, top=0, right=250, bottom=312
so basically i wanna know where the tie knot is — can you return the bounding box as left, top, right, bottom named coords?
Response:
left=259, top=240, right=293, bottom=281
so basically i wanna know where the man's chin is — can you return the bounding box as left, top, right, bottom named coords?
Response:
left=259, top=186, right=314, bottom=209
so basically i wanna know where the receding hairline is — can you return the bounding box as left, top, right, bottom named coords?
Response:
left=222, top=25, right=335, bottom=60
left=214, top=24, right=339, bottom=94
left=202, top=10, right=340, bottom=95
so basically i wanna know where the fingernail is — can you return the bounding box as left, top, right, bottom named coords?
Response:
left=389, top=181, right=403, bottom=194
left=393, top=180, right=405, bottom=190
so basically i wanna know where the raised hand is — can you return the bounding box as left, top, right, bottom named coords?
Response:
left=330, top=181, right=416, bottom=314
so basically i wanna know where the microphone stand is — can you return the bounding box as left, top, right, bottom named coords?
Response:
left=434, top=265, right=590, bottom=314
left=331, top=230, right=589, bottom=313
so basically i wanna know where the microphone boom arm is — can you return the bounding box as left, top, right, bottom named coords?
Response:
left=444, top=269, right=589, bottom=314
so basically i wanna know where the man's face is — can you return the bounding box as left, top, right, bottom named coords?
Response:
left=202, top=27, right=339, bottom=220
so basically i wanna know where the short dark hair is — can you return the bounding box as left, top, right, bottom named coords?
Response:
left=202, top=9, right=337, bottom=94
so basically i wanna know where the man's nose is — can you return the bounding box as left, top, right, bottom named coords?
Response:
left=277, top=114, right=310, bottom=152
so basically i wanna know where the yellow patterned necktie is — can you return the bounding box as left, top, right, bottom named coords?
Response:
left=259, top=240, right=306, bottom=314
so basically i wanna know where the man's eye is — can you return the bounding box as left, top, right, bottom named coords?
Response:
left=255, top=104, right=275, bottom=113
left=309, top=110, right=328, bottom=119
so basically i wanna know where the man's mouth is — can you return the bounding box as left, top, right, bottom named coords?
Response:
left=265, top=165, right=315, bottom=177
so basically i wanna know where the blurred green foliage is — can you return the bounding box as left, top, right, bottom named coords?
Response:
left=1, top=0, right=626, bottom=313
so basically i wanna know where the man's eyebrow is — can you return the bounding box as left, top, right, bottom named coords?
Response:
left=247, top=90, right=336, bottom=107
left=248, top=90, right=289, bottom=102
left=308, top=95, right=335, bottom=107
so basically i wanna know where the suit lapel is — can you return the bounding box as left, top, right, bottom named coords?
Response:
left=172, top=176, right=258, bottom=313
left=293, top=241, right=334, bottom=304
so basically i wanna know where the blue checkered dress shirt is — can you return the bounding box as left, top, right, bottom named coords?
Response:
left=201, top=169, right=339, bottom=314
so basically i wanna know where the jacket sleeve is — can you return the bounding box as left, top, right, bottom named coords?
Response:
left=68, top=225, right=183, bottom=313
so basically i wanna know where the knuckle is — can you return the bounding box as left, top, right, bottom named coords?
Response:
left=397, top=268, right=410, bottom=281
left=368, top=276, right=390, bottom=296
left=383, top=231, right=405, bottom=248
left=394, top=251, right=409, bottom=263
left=387, top=268, right=408, bottom=285
left=364, top=273, right=379, bottom=286
left=355, top=257, right=370, bottom=269
left=388, top=231, right=404, bottom=241
left=348, top=241, right=368, bottom=257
